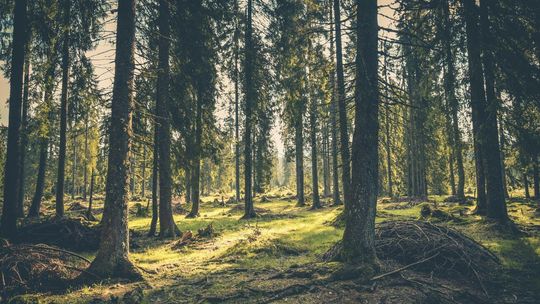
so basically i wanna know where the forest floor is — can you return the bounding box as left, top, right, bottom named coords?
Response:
left=7, top=191, right=540, bottom=304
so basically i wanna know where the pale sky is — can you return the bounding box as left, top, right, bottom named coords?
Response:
left=0, top=0, right=397, bottom=144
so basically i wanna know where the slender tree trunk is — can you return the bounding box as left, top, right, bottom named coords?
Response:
left=1, top=0, right=27, bottom=238
left=342, top=0, right=379, bottom=266
left=333, top=0, right=351, bottom=206
left=155, top=0, right=179, bottom=237
left=498, top=113, right=509, bottom=199
left=17, top=55, right=31, bottom=217
left=524, top=172, right=530, bottom=199
left=148, top=126, right=159, bottom=236
left=141, top=144, right=146, bottom=198
left=382, top=49, right=392, bottom=198
left=463, top=0, right=488, bottom=215
left=478, top=0, right=508, bottom=222
left=234, top=12, right=241, bottom=203
left=188, top=93, right=203, bottom=218
left=329, top=0, right=341, bottom=206
left=295, top=120, right=305, bottom=206
left=86, top=170, right=96, bottom=221
left=28, top=139, right=48, bottom=218
left=322, top=122, right=330, bottom=197
left=309, top=77, right=320, bottom=209
left=185, top=159, right=191, bottom=204
left=72, top=132, right=77, bottom=200
left=533, top=157, right=539, bottom=202
left=86, top=0, right=142, bottom=280
left=242, top=0, right=256, bottom=219
left=55, top=0, right=71, bottom=218
left=442, top=0, right=465, bottom=200
left=83, top=119, right=89, bottom=200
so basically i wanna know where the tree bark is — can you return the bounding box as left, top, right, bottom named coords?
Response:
left=242, top=0, right=256, bottom=219
left=463, top=0, right=488, bottom=215
left=524, top=172, right=530, bottom=199
left=333, top=0, right=351, bottom=206
left=342, top=0, right=379, bottom=266
left=309, top=72, right=320, bottom=209
left=17, top=55, right=31, bottom=217
left=295, top=119, right=305, bottom=207
left=234, top=9, right=241, bottom=203
left=382, top=48, right=392, bottom=198
left=533, top=157, right=539, bottom=202
left=83, top=118, right=89, bottom=200
left=148, top=125, right=159, bottom=236
left=156, top=0, right=179, bottom=237
left=55, top=0, right=71, bottom=218
left=442, top=0, right=465, bottom=200
left=86, top=0, right=141, bottom=281
left=1, top=0, right=27, bottom=238
left=329, top=1, right=341, bottom=206
left=187, top=94, right=202, bottom=218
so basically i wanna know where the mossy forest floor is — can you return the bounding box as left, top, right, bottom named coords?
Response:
left=8, top=191, right=540, bottom=303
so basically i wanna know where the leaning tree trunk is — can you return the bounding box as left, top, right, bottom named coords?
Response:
left=156, top=0, right=179, bottom=237
left=1, top=0, right=27, bottom=238
left=342, top=0, right=379, bottom=266
left=329, top=2, right=341, bottom=205
left=86, top=0, right=142, bottom=281
left=55, top=0, right=71, bottom=218
left=242, top=0, right=256, bottom=219
left=28, top=139, right=48, bottom=218
left=17, top=55, right=31, bottom=218
left=333, top=0, right=351, bottom=206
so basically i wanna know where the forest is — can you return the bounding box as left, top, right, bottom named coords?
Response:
left=0, top=0, right=539, bottom=303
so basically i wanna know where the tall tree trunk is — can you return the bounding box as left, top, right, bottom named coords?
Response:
left=242, top=0, right=256, bottom=219
left=382, top=48, right=393, bottom=198
left=184, top=159, right=191, bottom=204
left=498, top=113, right=509, bottom=199
left=463, top=0, right=488, bottom=215
left=342, top=0, right=379, bottom=266
left=83, top=118, right=89, bottom=200
left=55, top=0, right=71, bottom=218
left=333, top=0, right=351, bottom=206
left=86, top=0, right=141, bottom=280
left=329, top=0, right=341, bottom=206
left=148, top=126, right=159, bottom=236
left=295, top=120, right=305, bottom=206
left=72, top=132, right=77, bottom=200
left=442, top=0, right=465, bottom=200
left=86, top=170, right=96, bottom=221
left=478, top=0, right=508, bottom=222
left=141, top=144, right=146, bottom=198
left=234, top=9, right=241, bottom=203
left=322, top=122, right=330, bottom=197
left=28, top=139, right=48, bottom=218
left=188, top=94, right=203, bottom=218
left=17, top=55, right=31, bottom=218
left=533, top=157, right=539, bottom=202
left=1, top=0, right=27, bottom=238
left=156, top=0, right=179, bottom=237
left=309, top=77, right=320, bottom=209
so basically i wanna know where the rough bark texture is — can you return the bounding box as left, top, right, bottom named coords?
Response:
left=1, top=0, right=27, bottom=238
left=442, top=0, right=465, bottom=200
left=295, top=120, right=305, bottom=207
left=86, top=0, right=141, bottom=280
left=329, top=2, right=341, bottom=206
left=55, top=0, right=71, bottom=218
left=148, top=126, right=159, bottom=236
left=156, top=0, right=179, bottom=237
left=242, top=0, right=256, bottom=219
left=463, top=0, right=488, bottom=215
left=341, top=0, right=379, bottom=266
left=333, top=0, right=351, bottom=206
left=17, top=56, right=31, bottom=218
left=478, top=0, right=508, bottom=222
left=309, top=79, right=321, bottom=209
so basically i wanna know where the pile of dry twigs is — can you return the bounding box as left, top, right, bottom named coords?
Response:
left=0, top=241, right=92, bottom=296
